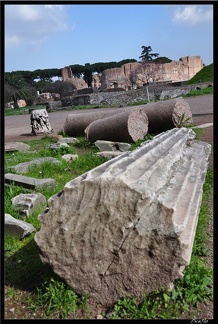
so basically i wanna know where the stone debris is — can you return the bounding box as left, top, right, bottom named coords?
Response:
left=5, top=142, right=30, bottom=152
left=11, top=193, right=47, bottom=218
left=12, top=157, right=61, bottom=173
left=94, top=151, right=124, bottom=160
left=5, top=213, right=36, bottom=238
left=47, top=143, right=69, bottom=150
left=5, top=173, right=56, bottom=190
left=34, top=127, right=211, bottom=307
left=62, top=154, right=78, bottom=162
left=58, top=137, right=79, bottom=144
left=95, top=140, right=131, bottom=152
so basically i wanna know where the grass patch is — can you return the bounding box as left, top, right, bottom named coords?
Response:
left=185, top=63, right=213, bottom=85
left=4, top=107, right=213, bottom=319
left=4, top=105, right=47, bottom=116
left=183, top=87, right=213, bottom=97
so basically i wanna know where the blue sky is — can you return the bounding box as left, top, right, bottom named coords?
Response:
left=4, top=3, right=214, bottom=72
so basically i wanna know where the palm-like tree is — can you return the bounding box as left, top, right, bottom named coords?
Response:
left=4, top=73, right=31, bottom=108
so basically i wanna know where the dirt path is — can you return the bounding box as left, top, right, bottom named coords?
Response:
left=5, top=95, right=213, bottom=143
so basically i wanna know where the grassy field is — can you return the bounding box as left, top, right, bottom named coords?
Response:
left=4, top=64, right=213, bottom=319
left=4, top=126, right=213, bottom=319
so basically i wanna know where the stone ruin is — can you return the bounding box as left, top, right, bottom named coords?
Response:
left=61, top=56, right=203, bottom=91
left=30, top=109, right=53, bottom=135
left=63, top=97, right=193, bottom=143
left=34, top=127, right=211, bottom=307
left=61, top=67, right=88, bottom=90
left=99, top=56, right=203, bottom=91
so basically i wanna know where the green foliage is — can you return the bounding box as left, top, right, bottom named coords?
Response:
left=192, top=168, right=213, bottom=256
left=4, top=125, right=213, bottom=319
left=28, top=278, right=79, bottom=318
left=185, top=63, right=213, bottom=84
left=4, top=73, right=32, bottom=107
left=183, top=86, right=213, bottom=97
left=139, top=45, right=159, bottom=62
left=175, top=113, right=193, bottom=128
left=73, top=136, right=96, bottom=150
left=153, top=56, right=172, bottom=63
left=129, top=134, right=154, bottom=151
left=4, top=104, right=46, bottom=116
left=174, top=257, right=213, bottom=308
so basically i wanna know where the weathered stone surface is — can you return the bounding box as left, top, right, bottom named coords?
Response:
left=5, top=142, right=30, bottom=152
left=34, top=127, right=211, bottom=307
left=94, top=151, right=124, bottom=159
left=12, top=157, right=61, bottom=173
left=5, top=173, right=56, bottom=190
left=5, top=213, right=36, bottom=238
left=64, top=97, right=192, bottom=141
left=95, top=140, right=131, bottom=152
left=30, top=109, right=53, bottom=134
left=85, top=107, right=149, bottom=143
left=141, top=97, right=193, bottom=134
left=58, top=137, right=79, bottom=144
left=61, top=66, right=88, bottom=89
left=63, top=109, right=124, bottom=137
left=11, top=193, right=47, bottom=218
left=47, top=143, right=69, bottom=150
left=98, top=56, right=203, bottom=90
left=84, top=97, right=192, bottom=142
left=46, top=100, right=62, bottom=112
left=62, top=57, right=203, bottom=92
left=62, top=154, right=78, bottom=162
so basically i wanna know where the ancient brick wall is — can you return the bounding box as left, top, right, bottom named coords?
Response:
left=61, top=66, right=73, bottom=80
left=99, top=56, right=203, bottom=90
left=61, top=56, right=203, bottom=92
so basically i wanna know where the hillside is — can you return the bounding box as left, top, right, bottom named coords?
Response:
left=185, top=63, right=213, bottom=84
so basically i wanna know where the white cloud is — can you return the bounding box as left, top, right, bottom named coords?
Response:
left=172, top=5, right=213, bottom=25
left=5, top=4, right=69, bottom=48
left=5, top=35, right=21, bottom=47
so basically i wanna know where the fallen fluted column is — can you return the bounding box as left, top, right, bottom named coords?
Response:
left=34, top=127, right=211, bottom=307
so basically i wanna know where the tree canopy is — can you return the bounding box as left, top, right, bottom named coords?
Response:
left=139, top=46, right=159, bottom=62
left=4, top=47, right=173, bottom=105
left=4, top=74, right=32, bottom=108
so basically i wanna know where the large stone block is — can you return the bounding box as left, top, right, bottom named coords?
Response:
left=5, top=142, right=30, bottom=152
left=34, top=127, right=211, bottom=307
left=12, top=157, right=61, bottom=174
left=5, top=173, right=56, bottom=190
left=11, top=193, right=47, bottom=218
left=5, top=213, right=36, bottom=238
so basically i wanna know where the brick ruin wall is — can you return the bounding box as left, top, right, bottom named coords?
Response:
left=61, top=56, right=203, bottom=92
left=99, top=56, right=203, bottom=90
